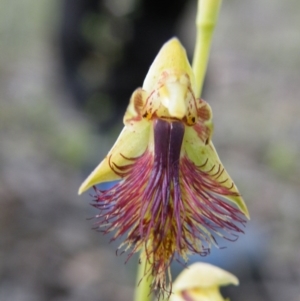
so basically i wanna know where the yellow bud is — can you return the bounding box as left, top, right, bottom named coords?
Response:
left=171, top=263, right=238, bottom=301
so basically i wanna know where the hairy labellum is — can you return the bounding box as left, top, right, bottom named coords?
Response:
left=91, top=119, right=246, bottom=294
left=79, top=38, right=249, bottom=298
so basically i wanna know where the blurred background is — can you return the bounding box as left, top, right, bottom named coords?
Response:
left=1, top=0, right=300, bottom=300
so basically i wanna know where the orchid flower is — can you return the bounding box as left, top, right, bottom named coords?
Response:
left=78, top=38, right=249, bottom=293
left=171, top=262, right=239, bottom=301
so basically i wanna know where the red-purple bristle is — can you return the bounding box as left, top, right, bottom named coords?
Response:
left=89, top=120, right=247, bottom=297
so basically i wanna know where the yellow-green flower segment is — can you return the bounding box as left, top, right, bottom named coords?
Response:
left=171, top=262, right=239, bottom=301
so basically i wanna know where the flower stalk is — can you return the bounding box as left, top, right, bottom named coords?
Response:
left=192, top=0, right=223, bottom=98
left=134, top=246, right=153, bottom=301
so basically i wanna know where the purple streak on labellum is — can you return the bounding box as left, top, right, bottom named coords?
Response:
left=181, top=290, right=195, bottom=301
left=155, top=119, right=183, bottom=240
left=140, top=119, right=184, bottom=265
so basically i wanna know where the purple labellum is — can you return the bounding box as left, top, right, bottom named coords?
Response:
left=91, top=118, right=247, bottom=294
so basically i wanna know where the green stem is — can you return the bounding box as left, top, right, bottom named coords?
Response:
left=134, top=247, right=153, bottom=301
left=192, top=0, right=223, bottom=98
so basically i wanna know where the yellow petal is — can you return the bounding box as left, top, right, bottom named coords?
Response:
left=183, top=126, right=250, bottom=219
left=143, top=38, right=196, bottom=94
left=78, top=119, right=151, bottom=194
left=138, top=38, right=199, bottom=122
left=173, top=263, right=239, bottom=293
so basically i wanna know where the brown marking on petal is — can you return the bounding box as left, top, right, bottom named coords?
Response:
left=195, top=158, right=208, bottom=168
left=193, top=122, right=211, bottom=143
left=124, top=88, right=148, bottom=125
left=133, top=88, right=144, bottom=116
left=215, top=167, right=225, bottom=180
left=210, top=164, right=221, bottom=177
left=182, top=89, right=198, bottom=126
left=181, top=290, right=195, bottom=301
left=206, top=164, right=216, bottom=173
left=197, top=99, right=211, bottom=121
left=143, top=89, right=156, bottom=120
left=218, top=178, right=229, bottom=184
